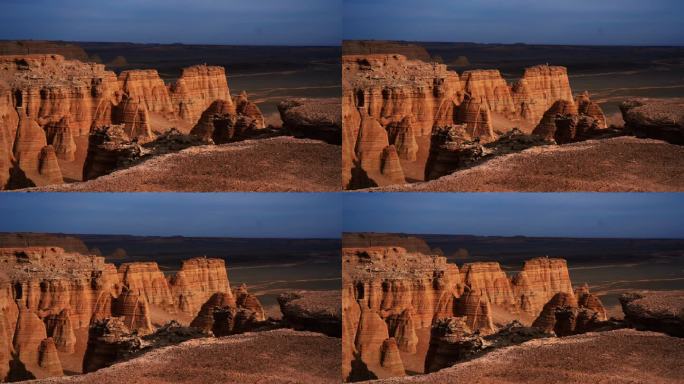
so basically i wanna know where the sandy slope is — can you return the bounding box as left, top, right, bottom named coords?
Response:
left=31, top=329, right=341, bottom=384
left=370, top=329, right=684, bottom=384
left=25, top=137, right=341, bottom=192
left=373, top=137, right=684, bottom=192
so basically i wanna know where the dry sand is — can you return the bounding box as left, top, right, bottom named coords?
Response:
left=25, top=137, right=341, bottom=192
left=30, top=329, right=341, bottom=384
left=374, top=137, right=684, bottom=192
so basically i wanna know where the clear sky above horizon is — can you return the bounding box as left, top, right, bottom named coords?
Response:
left=343, top=193, right=684, bottom=239
left=0, top=193, right=342, bottom=238
left=343, top=0, right=684, bottom=46
left=0, top=0, right=341, bottom=46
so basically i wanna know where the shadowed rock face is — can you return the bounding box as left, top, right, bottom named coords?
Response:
left=620, top=291, right=684, bottom=337
left=343, top=235, right=591, bottom=381
left=189, top=94, right=265, bottom=145
left=44, top=117, right=76, bottom=161
left=189, top=292, right=236, bottom=332
left=620, top=98, right=684, bottom=144
left=0, top=55, right=265, bottom=190
left=532, top=94, right=609, bottom=144
left=424, top=319, right=553, bottom=375
left=44, top=309, right=77, bottom=354
left=343, top=54, right=589, bottom=189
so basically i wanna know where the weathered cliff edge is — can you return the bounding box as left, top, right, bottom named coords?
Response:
left=342, top=53, right=652, bottom=190
left=0, top=54, right=267, bottom=189
left=0, top=246, right=263, bottom=381
left=342, top=244, right=602, bottom=381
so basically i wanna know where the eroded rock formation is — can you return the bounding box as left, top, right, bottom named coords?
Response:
left=342, top=235, right=594, bottom=381
left=278, top=98, right=341, bottom=144
left=168, top=257, right=232, bottom=316
left=620, top=98, right=684, bottom=144
left=278, top=291, right=342, bottom=337
left=189, top=94, right=265, bottom=144
left=620, top=291, right=684, bottom=337
left=0, top=245, right=249, bottom=379
left=169, top=65, right=232, bottom=123
left=343, top=54, right=605, bottom=189
left=0, top=54, right=264, bottom=189
left=118, top=262, right=176, bottom=313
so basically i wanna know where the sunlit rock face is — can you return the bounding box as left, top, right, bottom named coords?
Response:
left=169, top=65, right=232, bottom=124
left=0, top=54, right=265, bottom=189
left=342, top=233, right=595, bottom=382
left=0, top=245, right=245, bottom=380
left=343, top=53, right=601, bottom=189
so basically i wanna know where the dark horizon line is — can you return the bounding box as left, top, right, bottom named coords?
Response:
left=0, top=231, right=340, bottom=241
left=0, top=38, right=342, bottom=48
left=342, top=38, right=684, bottom=48
left=342, top=231, right=684, bottom=241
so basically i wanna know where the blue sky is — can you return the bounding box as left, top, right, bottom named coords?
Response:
left=0, top=0, right=341, bottom=45
left=343, top=193, right=684, bottom=239
left=343, top=0, right=684, bottom=45
left=0, top=193, right=342, bottom=238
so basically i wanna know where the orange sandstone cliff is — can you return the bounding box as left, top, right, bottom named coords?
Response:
left=342, top=238, right=597, bottom=381
left=342, top=54, right=604, bottom=189
left=0, top=246, right=254, bottom=381
left=0, top=54, right=263, bottom=189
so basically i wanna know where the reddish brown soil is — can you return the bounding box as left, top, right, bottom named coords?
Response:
left=371, top=329, right=684, bottom=383
left=26, top=137, right=341, bottom=192
left=34, top=329, right=340, bottom=384
left=375, top=137, right=684, bottom=192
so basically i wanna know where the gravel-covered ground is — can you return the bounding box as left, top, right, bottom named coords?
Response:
left=32, top=329, right=341, bottom=384
left=369, top=329, right=684, bottom=383
left=372, top=137, right=684, bottom=192
left=24, top=137, right=341, bottom=192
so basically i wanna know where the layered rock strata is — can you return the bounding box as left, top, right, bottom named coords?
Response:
left=168, top=257, right=232, bottom=316
left=169, top=65, right=232, bottom=123
left=0, top=246, right=243, bottom=379
left=343, top=54, right=601, bottom=189
left=343, top=237, right=587, bottom=381
left=0, top=54, right=263, bottom=189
